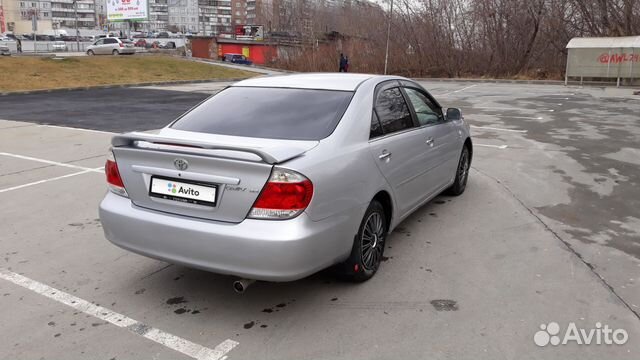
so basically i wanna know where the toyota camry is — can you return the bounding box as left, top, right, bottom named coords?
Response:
left=99, top=73, right=472, bottom=288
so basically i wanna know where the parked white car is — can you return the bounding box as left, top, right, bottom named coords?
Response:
left=52, top=41, right=68, bottom=52
left=0, top=37, right=16, bottom=55
left=86, top=37, right=136, bottom=56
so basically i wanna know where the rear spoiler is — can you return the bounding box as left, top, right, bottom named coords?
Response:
left=112, top=132, right=310, bottom=165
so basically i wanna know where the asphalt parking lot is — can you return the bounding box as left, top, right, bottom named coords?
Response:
left=0, top=80, right=639, bottom=359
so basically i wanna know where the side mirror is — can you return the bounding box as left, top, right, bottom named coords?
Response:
left=446, top=108, right=462, bottom=121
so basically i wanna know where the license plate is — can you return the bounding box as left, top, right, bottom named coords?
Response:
left=149, top=176, right=217, bottom=207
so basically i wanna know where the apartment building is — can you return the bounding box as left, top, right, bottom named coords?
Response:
left=197, top=0, right=230, bottom=35
left=168, top=0, right=197, bottom=33
left=1, top=0, right=98, bottom=34
left=50, top=0, right=96, bottom=29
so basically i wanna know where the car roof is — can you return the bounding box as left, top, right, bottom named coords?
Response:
left=233, top=73, right=378, bottom=91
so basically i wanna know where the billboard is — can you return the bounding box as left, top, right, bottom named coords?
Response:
left=107, top=0, right=148, bottom=21
left=235, top=25, right=264, bottom=41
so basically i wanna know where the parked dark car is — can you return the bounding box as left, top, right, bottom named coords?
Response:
left=222, top=53, right=253, bottom=65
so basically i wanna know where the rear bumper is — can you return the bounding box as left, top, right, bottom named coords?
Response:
left=99, top=192, right=361, bottom=281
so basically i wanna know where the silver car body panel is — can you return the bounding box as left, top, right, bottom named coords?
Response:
left=100, top=73, right=471, bottom=281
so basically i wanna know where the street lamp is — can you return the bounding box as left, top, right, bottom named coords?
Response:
left=383, top=0, right=393, bottom=75
left=72, top=0, right=79, bottom=52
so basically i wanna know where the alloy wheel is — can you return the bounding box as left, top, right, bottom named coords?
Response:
left=361, top=212, right=385, bottom=270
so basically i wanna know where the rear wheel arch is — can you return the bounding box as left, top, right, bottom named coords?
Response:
left=464, top=137, right=473, bottom=163
left=372, top=190, right=393, bottom=232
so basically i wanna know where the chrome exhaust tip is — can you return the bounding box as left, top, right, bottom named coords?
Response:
left=233, top=278, right=256, bottom=294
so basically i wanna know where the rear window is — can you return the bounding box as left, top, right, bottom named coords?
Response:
left=170, top=87, right=354, bottom=140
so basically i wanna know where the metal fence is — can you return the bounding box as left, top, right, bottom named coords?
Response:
left=25, top=41, right=93, bottom=53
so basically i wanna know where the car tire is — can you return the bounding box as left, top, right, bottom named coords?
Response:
left=446, top=145, right=470, bottom=196
left=337, top=200, right=387, bottom=282
left=112, top=50, right=119, bottom=56
left=87, top=50, right=94, bottom=56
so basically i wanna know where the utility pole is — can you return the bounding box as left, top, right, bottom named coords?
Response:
left=73, top=0, right=79, bottom=51
left=383, top=0, right=393, bottom=75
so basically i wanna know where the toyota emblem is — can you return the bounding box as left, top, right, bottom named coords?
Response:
left=174, top=158, right=189, bottom=171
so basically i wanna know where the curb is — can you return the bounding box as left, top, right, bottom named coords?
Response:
left=413, top=78, right=565, bottom=85
left=0, top=78, right=247, bottom=96
left=183, top=56, right=291, bottom=75
left=413, top=77, right=639, bottom=88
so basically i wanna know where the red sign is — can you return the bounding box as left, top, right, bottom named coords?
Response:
left=0, top=6, right=5, bottom=33
left=598, top=53, right=640, bottom=64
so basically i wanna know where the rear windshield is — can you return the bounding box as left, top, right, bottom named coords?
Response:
left=170, top=87, right=354, bottom=140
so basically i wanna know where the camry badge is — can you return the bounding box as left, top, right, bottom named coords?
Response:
left=174, top=158, right=189, bottom=171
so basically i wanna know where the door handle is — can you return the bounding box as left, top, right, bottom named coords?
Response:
left=425, top=137, right=434, bottom=146
left=378, top=151, right=391, bottom=160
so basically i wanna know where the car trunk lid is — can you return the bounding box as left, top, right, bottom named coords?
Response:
left=111, top=131, right=318, bottom=223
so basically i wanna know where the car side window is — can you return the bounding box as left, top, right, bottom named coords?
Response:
left=403, top=88, right=442, bottom=126
left=374, top=87, right=414, bottom=135
left=370, top=111, right=383, bottom=139
left=105, top=38, right=117, bottom=44
left=94, top=39, right=104, bottom=45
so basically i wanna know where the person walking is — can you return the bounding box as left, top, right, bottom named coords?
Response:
left=344, top=56, right=350, bottom=72
left=339, top=53, right=346, bottom=72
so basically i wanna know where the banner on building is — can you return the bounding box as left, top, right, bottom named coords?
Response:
left=235, top=25, right=264, bottom=41
left=0, top=6, right=6, bottom=33
left=107, top=0, right=149, bottom=21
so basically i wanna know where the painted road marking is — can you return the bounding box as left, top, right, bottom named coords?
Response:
left=0, top=269, right=239, bottom=360
left=0, top=152, right=104, bottom=173
left=38, top=124, right=116, bottom=135
left=470, top=125, right=527, bottom=133
left=475, top=143, right=508, bottom=149
left=470, top=114, right=543, bottom=120
left=474, top=106, right=555, bottom=112
left=438, top=84, right=478, bottom=96
left=0, top=167, right=104, bottom=193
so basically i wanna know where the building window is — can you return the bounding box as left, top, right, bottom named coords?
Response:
left=43, top=12, right=49, bottom=17
left=235, top=2, right=240, bottom=6
left=20, top=2, right=26, bottom=8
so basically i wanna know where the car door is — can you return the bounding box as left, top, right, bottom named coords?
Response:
left=402, top=86, right=462, bottom=193
left=91, top=39, right=104, bottom=53
left=368, top=82, right=435, bottom=218
left=103, top=38, right=118, bottom=54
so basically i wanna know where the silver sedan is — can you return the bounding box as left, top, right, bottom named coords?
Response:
left=99, top=74, right=472, bottom=287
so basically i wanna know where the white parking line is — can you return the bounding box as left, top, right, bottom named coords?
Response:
left=0, top=269, right=239, bottom=360
left=0, top=168, right=103, bottom=193
left=475, top=143, right=508, bottom=149
left=470, top=125, right=527, bottom=133
left=474, top=106, right=554, bottom=112
left=477, top=115, right=543, bottom=120
left=0, top=152, right=104, bottom=173
left=438, top=84, right=478, bottom=96
left=38, top=124, right=116, bottom=135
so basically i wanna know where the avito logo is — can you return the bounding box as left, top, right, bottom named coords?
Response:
left=534, top=322, right=628, bottom=347
left=167, top=183, right=200, bottom=196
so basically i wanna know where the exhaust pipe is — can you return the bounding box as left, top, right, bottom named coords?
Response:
left=233, top=278, right=256, bottom=294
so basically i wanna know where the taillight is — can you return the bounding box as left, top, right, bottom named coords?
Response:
left=105, top=149, right=128, bottom=197
left=248, top=168, right=313, bottom=220
left=119, top=42, right=124, bottom=48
